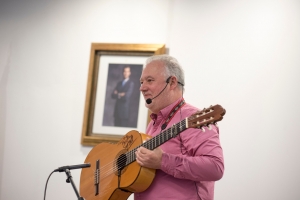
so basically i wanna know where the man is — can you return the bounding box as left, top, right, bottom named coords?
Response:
left=111, top=65, right=134, bottom=127
left=135, top=55, right=224, bottom=200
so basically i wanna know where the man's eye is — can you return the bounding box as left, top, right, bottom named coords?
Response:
left=140, top=79, right=154, bottom=85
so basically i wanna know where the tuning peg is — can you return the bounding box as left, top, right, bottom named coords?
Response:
left=214, top=122, right=218, bottom=127
left=201, top=127, right=206, bottom=132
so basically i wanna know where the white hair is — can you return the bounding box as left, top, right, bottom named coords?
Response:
left=146, top=55, right=185, bottom=90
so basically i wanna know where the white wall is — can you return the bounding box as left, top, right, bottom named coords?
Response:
left=0, top=0, right=299, bottom=199
left=170, top=1, right=300, bottom=199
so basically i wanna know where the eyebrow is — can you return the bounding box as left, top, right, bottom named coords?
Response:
left=140, top=76, right=154, bottom=81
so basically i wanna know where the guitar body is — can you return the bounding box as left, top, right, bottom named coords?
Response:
left=80, top=130, right=155, bottom=200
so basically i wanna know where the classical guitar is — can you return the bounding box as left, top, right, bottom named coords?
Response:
left=80, top=104, right=226, bottom=200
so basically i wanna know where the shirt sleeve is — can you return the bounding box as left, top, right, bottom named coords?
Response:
left=160, top=125, right=224, bottom=182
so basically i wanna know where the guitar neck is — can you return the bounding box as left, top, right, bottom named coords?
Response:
left=124, top=104, right=226, bottom=167
left=125, top=118, right=188, bottom=166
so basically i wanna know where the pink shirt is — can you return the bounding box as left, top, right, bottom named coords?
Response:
left=134, top=99, right=224, bottom=200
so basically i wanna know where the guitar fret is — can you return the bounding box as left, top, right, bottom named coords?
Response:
left=165, top=130, right=169, bottom=141
left=158, top=134, right=160, bottom=145
left=167, top=130, right=169, bottom=140
left=151, top=140, right=153, bottom=149
left=126, top=151, right=132, bottom=164
left=180, top=120, right=183, bottom=131
left=126, top=152, right=129, bottom=165
left=152, top=139, right=154, bottom=150
left=158, top=135, right=160, bottom=146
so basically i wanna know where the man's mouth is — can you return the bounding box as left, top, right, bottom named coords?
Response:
left=143, top=93, right=151, bottom=99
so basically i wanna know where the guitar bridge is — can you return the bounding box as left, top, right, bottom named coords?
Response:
left=94, top=160, right=100, bottom=196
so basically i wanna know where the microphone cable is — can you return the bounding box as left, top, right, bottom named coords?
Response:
left=43, top=170, right=55, bottom=200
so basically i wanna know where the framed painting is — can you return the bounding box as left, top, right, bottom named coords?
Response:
left=81, top=43, right=166, bottom=146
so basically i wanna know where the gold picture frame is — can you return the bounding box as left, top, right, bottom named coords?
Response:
left=81, top=43, right=166, bottom=146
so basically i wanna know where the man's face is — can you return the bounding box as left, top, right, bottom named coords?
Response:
left=140, top=61, right=168, bottom=113
left=123, top=67, right=131, bottom=79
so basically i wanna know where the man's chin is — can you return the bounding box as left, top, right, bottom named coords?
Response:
left=144, top=101, right=154, bottom=109
left=145, top=102, right=150, bottom=108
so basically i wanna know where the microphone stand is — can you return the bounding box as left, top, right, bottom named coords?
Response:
left=64, top=169, right=84, bottom=200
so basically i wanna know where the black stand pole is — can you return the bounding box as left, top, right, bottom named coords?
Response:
left=65, top=169, right=84, bottom=200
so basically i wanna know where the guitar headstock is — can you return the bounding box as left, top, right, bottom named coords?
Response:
left=187, top=105, right=226, bottom=129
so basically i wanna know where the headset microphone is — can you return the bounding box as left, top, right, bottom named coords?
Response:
left=145, top=98, right=153, bottom=104
left=146, top=77, right=171, bottom=104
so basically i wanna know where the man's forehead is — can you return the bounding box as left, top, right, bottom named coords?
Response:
left=144, top=61, right=164, bottom=72
left=140, top=61, right=164, bottom=78
left=147, top=60, right=164, bottom=67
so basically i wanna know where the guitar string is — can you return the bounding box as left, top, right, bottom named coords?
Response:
left=95, top=109, right=218, bottom=181
left=98, top=121, right=187, bottom=179
left=98, top=132, right=169, bottom=179
left=98, top=125, right=178, bottom=179
left=100, top=125, right=216, bottom=180
left=100, top=113, right=216, bottom=179
left=109, top=99, right=187, bottom=173
left=98, top=111, right=212, bottom=179
left=99, top=123, right=177, bottom=171
left=100, top=125, right=217, bottom=181
left=99, top=123, right=216, bottom=180
left=95, top=105, right=198, bottom=179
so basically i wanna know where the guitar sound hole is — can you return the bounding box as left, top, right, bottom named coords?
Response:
left=117, top=154, right=127, bottom=171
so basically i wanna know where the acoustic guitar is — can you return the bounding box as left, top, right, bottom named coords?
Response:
left=80, top=104, right=226, bottom=200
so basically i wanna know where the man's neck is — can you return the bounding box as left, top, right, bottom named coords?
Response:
left=150, top=93, right=183, bottom=114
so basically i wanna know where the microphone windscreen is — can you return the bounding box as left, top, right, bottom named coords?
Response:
left=146, top=98, right=152, bottom=104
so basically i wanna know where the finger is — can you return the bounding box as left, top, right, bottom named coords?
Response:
left=140, top=147, right=150, bottom=154
left=135, top=149, right=144, bottom=159
left=136, top=147, right=143, bottom=154
left=135, top=152, right=144, bottom=166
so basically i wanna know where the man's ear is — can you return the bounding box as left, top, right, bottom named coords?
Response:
left=169, top=76, right=179, bottom=90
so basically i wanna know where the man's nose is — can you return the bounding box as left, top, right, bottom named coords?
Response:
left=140, top=83, right=146, bottom=92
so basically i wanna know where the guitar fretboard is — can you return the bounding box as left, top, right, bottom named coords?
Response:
left=125, top=118, right=188, bottom=166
